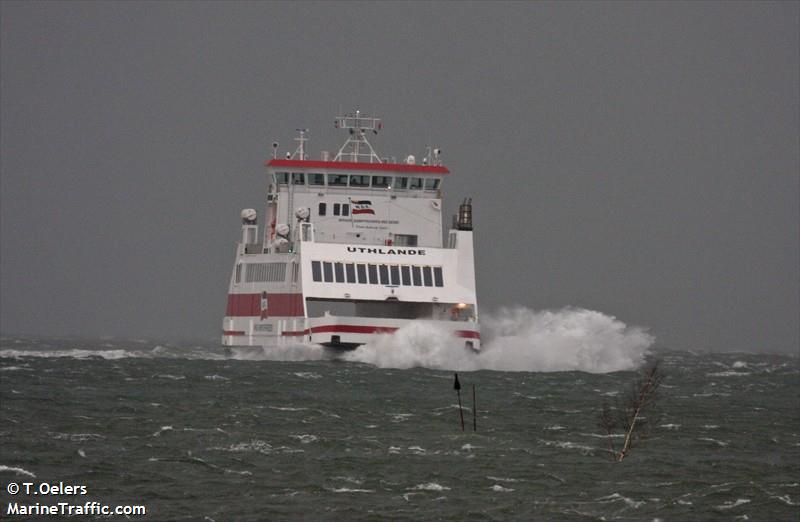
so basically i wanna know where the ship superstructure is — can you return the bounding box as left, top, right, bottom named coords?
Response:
left=222, top=112, right=479, bottom=350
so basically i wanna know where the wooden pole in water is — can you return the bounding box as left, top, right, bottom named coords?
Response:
left=472, top=384, right=477, bottom=432
left=454, top=373, right=464, bottom=431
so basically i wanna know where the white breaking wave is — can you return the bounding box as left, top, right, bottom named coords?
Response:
left=345, top=306, right=653, bottom=373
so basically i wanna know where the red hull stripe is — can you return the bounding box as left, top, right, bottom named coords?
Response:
left=223, top=330, right=246, bottom=336
left=225, top=293, right=304, bottom=317
left=280, top=324, right=480, bottom=340
left=267, top=159, right=449, bottom=175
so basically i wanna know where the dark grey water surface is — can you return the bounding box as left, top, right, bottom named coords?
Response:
left=1, top=338, right=798, bottom=520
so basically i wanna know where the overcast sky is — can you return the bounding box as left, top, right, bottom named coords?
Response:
left=1, top=1, right=797, bottom=354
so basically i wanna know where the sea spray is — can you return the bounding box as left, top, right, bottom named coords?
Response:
left=345, top=307, right=654, bottom=373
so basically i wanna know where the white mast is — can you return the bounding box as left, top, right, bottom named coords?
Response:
left=333, top=110, right=383, bottom=163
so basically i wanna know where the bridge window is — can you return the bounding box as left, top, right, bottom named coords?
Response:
left=309, top=173, right=325, bottom=186
left=357, top=263, right=367, bottom=283
left=333, top=203, right=340, bottom=215
left=368, top=264, right=379, bottom=284
left=345, top=263, right=356, bottom=283
left=275, top=172, right=290, bottom=184
left=412, top=266, right=422, bottom=286
left=390, top=265, right=400, bottom=285
left=328, top=173, right=348, bottom=186
left=311, top=261, right=322, bottom=282
left=394, top=234, right=417, bottom=246
left=379, top=264, right=390, bottom=285
left=342, top=204, right=350, bottom=216
left=292, top=172, right=305, bottom=185
left=409, top=177, right=424, bottom=190
left=401, top=266, right=411, bottom=286
left=434, top=266, right=443, bottom=287
left=350, top=175, right=370, bottom=187
left=395, top=177, right=408, bottom=189
left=334, top=262, right=345, bottom=282
left=318, top=202, right=326, bottom=216
left=372, top=175, right=391, bottom=188
left=423, top=266, right=433, bottom=287
left=424, top=178, right=440, bottom=190
left=323, top=262, right=333, bottom=282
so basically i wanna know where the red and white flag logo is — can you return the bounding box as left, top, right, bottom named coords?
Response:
left=351, top=200, right=375, bottom=215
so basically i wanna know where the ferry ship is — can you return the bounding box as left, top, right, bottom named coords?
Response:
left=222, top=112, right=480, bottom=351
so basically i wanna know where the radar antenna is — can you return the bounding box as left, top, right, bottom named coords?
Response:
left=333, top=110, right=382, bottom=163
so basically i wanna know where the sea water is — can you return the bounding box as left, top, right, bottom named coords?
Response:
left=1, top=310, right=797, bottom=520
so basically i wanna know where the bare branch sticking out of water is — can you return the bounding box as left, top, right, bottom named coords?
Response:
left=598, top=361, right=664, bottom=462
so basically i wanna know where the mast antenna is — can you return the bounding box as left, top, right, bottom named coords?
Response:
left=333, top=110, right=383, bottom=163
left=291, top=129, right=309, bottom=160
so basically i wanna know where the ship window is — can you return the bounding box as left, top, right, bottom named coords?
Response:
left=318, top=202, right=326, bottom=216
left=394, top=234, right=417, bottom=247
left=424, top=178, right=440, bottom=190
left=412, top=266, right=422, bottom=286
left=423, top=266, right=433, bottom=286
left=390, top=265, right=400, bottom=285
left=309, top=173, right=325, bottom=186
left=345, top=263, right=356, bottom=283
left=368, top=264, right=379, bottom=284
left=372, top=175, right=391, bottom=188
left=275, top=172, right=290, bottom=184
left=395, top=177, right=408, bottom=189
left=433, top=266, right=443, bottom=287
left=334, top=262, right=345, bottom=282
left=379, top=264, right=390, bottom=285
left=401, top=265, right=411, bottom=286
left=349, top=175, right=370, bottom=187
left=292, top=172, right=305, bottom=185
left=409, top=177, right=424, bottom=190
left=311, top=261, right=322, bottom=282
left=328, top=173, right=348, bottom=186
left=323, top=262, right=334, bottom=282
left=333, top=203, right=340, bottom=216
left=235, top=263, right=242, bottom=284
left=342, top=204, right=349, bottom=216
left=357, top=263, right=367, bottom=284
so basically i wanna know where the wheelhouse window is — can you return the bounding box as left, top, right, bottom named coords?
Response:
left=349, top=175, right=370, bottom=187
left=323, top=262, right=334, bottom=282
left=401, top=266, right=411, bottom=286
left=275, top=172, right=290, bottom=184
left=423, top=266, right=433, bottom=287
left=368, top=264, right=379, bottom=284
left=372, top=175, right=391, bottom=188
left=333, top=203, right=340, bottom=216
left=292, top=172, right=305, bottom=185
left=328, top=174, right=348, bottom=186
left=345, top=263, right=356, bottom=283
left=379, top=264, right=390, bottom=285
left=342, top=203, right=349, bottom=216
left=334, top=262, right=345, bottom=282
left=409, top=177, right=424, bottom=190
left=356, top=263, right=367, bottom=283
left=309, top=173, right=325, bottom=186
left=433, top=266, right=443, bottom=287
left=394, top=176, right=408, bottom=189
left=311, top=261, right=322, bottom=282
left=390, top=265, right=400, bottom=285
left=424, top=178, right=440, bottom=190
left=412, top=266, right=422, bottom=286
left=318, top=202, right=326, bottom=216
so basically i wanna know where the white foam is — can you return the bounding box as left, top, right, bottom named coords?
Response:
left=491, top=484, right=514, bottom=492
left=411, top=482, right=450, bottom=491
left=0, top=465, right=36, bottom=478
left=717, top=498, right=751, bottom=510
left=345, top=306, right=653, bottom=373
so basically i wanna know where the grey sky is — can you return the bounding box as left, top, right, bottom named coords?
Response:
left=1, top=2, right=797, bottom=353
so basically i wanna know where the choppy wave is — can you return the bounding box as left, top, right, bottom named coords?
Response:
left=346, top=306, right=654, bottom=373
